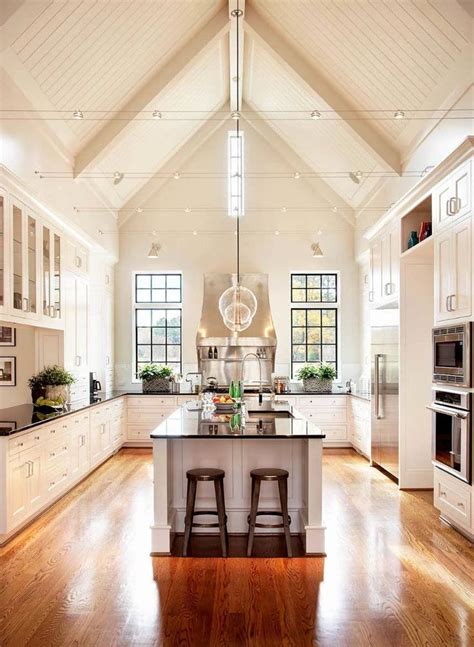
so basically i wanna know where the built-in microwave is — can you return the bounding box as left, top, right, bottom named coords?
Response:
left=427, top=388, right=471, bottom=484
left=433, top=323, right=472, bottom=387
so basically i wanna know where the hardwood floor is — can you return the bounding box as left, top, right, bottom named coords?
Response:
left=0, top=448, right=472, bottom=646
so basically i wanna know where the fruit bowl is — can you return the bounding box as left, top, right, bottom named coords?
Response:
left=212, top=396, right=237, bottom=411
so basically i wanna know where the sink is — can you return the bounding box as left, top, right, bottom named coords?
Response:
left=246, top=411, right=294, bottom=420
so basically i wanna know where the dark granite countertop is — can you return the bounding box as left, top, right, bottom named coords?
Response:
left=150, top=401, right=325, bottom=439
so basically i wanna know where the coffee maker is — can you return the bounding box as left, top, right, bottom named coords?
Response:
left=89, top=372, right=102, bottom=398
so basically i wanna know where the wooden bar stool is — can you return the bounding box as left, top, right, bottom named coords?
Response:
left=247, top=468, right=292, bottom=557
left=183, top=468, right=229, bottom=557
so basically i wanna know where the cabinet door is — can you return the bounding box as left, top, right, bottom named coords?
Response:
left=381, top=233, right=391, bottom=300
left=7, top=456, right=29, bottom=528
left=434, top=231, right=453, bottom=323
left=450, top=218, right=472, bottom=320
left=389, top=225, right=400, bottom=299
left=11, top=200, right=25, bottom=315
left=75, top=277, right=88, bottom=369
left=27, top=447, right=44, bottom=512
left=90, top=422, right=103, bottom=465
left=0, top=191, right=8, bottom=314
left=42, top=225, right=52, bottom=317
left=370, top=241, right=382, bottom=304
left=432, top=177, right=452, bottom=233
left=70, top=428, right=89, bottom=479
left=452, top=160, right=471, bottom=221
left=100, top=420, right=111, bottom=455
left=53, top=232, right=62, bottom=319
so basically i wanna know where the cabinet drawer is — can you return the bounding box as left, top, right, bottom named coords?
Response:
left=127, top=407, right=176, bottom=424
left=297, top=396, right=346, bottom=408
left=8, top=433, right=35, bottom=457
left=46, top=464, right=70, bottom=496
left=45, top=439, right=69, bottom=468
left=127, top=425, right=154, bottom=441
left=351, top=398, right=371, bottom=419
left=434, top=469, right=471, bottom=530
left=298, top=407, right=347, bottom=423
left=320, top=425, right=348, bottom=441
left=127, top=396, right=177, bottom=408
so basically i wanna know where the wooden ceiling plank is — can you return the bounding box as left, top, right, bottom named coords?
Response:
left=74, top=6, right=229, bottom=177
left=245, top=4, right=401, bottom=175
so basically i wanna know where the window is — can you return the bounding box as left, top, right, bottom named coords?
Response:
left=290, top=273, right=339, bottom=379
left=228, top=130, right=244, bottom=217
left=134, top=273, right=182, bottom=378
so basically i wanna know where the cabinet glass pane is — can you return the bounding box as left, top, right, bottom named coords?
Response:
left=0, top=196, right=3, bottom=307
left=13, top=205, right=22, bottom=311
left=54, top=234, right=61, bottom=316
left=27, top=216, right=37, bottom=313
left=43, top=227, right=50, bottom=315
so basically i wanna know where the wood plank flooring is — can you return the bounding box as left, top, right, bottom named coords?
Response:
left=0, top=448, right=473, bottom=646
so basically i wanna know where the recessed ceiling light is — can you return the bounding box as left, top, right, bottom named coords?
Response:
left=152, top=110, right=162, bottom=119
left=184, top=207, right=191, bottom=213
left=394, top=110, right=405, bottom=119
left=173, top=172, right=180, bottom=180
left=73, top=110, right=84, bottom=119
left=113, top=171, right=124, bottom=185
left=231, top=8, right=243, bottom=17
left=231, top=111, right=241, bottom=120
left=311, top=110, right=321, bottom=120
left=294, top=171, right=301, bottom=179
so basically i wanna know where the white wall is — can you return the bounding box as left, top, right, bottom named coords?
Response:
left=0, top=325, right=35, bottom=408
left=115, top=123, right=360, bottom=388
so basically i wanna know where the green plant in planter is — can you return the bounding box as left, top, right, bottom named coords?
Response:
left=138, top=364, right=173, bottom=393
left=297, top=363, right=337, bottom=393
left=28, top=365, right=76, bottom=405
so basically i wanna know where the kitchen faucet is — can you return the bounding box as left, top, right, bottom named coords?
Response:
left=240, top=352, right=263, bottom=405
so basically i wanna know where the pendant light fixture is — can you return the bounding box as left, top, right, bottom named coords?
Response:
left=219, top=1, right=257, bottom=333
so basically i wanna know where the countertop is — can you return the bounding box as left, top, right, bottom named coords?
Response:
left=0, top=387, right=370, bottom=437
left=150, top=401, right=325, bottom=439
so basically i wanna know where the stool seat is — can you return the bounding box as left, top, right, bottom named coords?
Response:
left=250, top=468, right=289, bottom=481
left=186, top=468, right=225, bottom=481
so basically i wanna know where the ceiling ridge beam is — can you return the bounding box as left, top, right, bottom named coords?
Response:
left=118, top=101, right=230, bottom=228
left=74, top=5, right=230, bottom=177
left=244, top=4, right=401, bottom=174
left=242, top=101, right=355, bottom=227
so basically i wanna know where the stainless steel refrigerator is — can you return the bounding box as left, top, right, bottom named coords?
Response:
left=371, top=307, right=399, bottom=481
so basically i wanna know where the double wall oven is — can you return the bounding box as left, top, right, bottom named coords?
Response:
left=431, top=322, right=473, bottom=484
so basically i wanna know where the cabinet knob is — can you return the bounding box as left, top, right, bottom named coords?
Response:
left=440, top=490, right=447, bottom=497
left=18, top=442, right=24, bottom=447
left=457, top=502, right=465, bottom=509
left=34, top=436, right=40, bottom=441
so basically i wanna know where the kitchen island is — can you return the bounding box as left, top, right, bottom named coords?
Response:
left=150, top=400, right=326, bottom=555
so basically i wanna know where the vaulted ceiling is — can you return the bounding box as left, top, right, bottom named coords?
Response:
left=1, top=0, right=472, bottom=222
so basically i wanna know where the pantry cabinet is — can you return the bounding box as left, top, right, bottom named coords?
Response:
left=434, top=216, right=472, bottom=323
left=64, top=272, right=89, bottom=376
left=369, top=221, right=400, bottom=307
left=432, top=160, right=472, bottom=233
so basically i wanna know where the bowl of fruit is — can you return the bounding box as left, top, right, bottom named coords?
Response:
left=34, top=396, right=66, bottom=413
left=212, top=395, right=237, bottom=411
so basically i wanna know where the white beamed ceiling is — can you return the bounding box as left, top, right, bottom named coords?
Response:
left=251, top=0, right=472, bottom=146
left=245, top=38, right=382, bottom=205
left=8, top=0, right=224, bottom=147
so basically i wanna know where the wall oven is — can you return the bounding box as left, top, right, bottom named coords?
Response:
left=427, top=389, right=471, bottom=484
left=433, top=322, right=472, bottom=387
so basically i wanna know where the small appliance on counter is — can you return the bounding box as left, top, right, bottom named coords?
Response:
left=273, top=376, right=289, bottom=394
left=89, top=372, right=102, bottom=397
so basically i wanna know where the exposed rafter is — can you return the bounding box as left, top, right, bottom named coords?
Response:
left=244, top=4, right=401, bottom=175
left=74, top=6, right=229, bottom=177
left=118, top=102, right=230, bottom=228
left=242, top=102, right=355, bottom=227
left=229, top=0, right=245, bottom=112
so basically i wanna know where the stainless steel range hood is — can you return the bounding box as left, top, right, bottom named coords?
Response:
left=197, top=273, right=276, bottom=388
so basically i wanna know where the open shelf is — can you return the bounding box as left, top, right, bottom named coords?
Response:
left=400, top=234, right=433, bottom=263
left=400, top=195, right=432, bottom=253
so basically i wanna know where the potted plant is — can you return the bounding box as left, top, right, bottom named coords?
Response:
left=297, top=363, right=337, bottom=393
left=28, top=365, right=76, bottom=405
left=138, top=364, right=173, bottom=393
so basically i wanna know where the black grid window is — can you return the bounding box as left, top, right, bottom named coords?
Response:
left=291, top=308, right=338, bottom=379
left=134, top=273, right=182, bottom=378
left=291, top=273, right=337, bottom=303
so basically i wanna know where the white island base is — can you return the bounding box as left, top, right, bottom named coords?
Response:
left=151, top=437, right=325, bottom=555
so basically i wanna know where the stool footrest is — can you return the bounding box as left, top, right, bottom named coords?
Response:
left=187, top=509, right=228, bottom=529
left=247, top=511, right=292, bottom=529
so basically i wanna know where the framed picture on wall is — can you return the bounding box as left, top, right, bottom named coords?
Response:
left=0, top=357, right=16, bottom=386
left=0, top=421, right=16, bottom=433
left=0, top=327, right=16, bottom=347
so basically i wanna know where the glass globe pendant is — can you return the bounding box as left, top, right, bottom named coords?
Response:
left=219, top=284, right=257, bottom=332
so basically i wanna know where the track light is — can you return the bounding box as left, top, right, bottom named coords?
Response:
left=73, top=110, right=84, bottom=119
left=394, top=110, right=405, bottom=119
left=349, top=171, right=363, bottom=184
left=147, top=242, right=160, bottom=258
left=311, top=110, right=321, bottom=120
left=173, top=172, right=180, bottom=180
left=231, top=111, right=241, bottom=120
left=113, top=171, right=124, bottom=185
left=294, top=171, right=301, bottom=179
left=152, top=110, right=162, bottom=119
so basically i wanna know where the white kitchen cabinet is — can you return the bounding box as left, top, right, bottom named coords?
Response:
left=294, top=395, right=350, bottom=446
left=41, top=225, right=62, bottom=322
left=432, top=160, right=472, bottom=233
left=10, top=197, right=40, bottom=320
left=70, top=414, right=90, bottom=481
left=6, top=444, right=44, bottom=529
left=434, top=217, right=472, bottom=323
left=434, top=468, right=472, bottom=534
left=64, top=271, right=89, bottom=377
left=369, top=222, right=400, bottom=307
left=65, top=239, right=89, bottom=275
left=349, top=397, right=371, bottom=458
left=0, top=189, right=10, bottom=315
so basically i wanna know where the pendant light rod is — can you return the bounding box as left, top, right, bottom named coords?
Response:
left=236, top=0, right=241, bottom=283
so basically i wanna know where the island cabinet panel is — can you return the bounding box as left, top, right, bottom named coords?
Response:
left=0, top=397, right=126, bottom=545
left=126, top=395, right=179, bottom=445
left=167, top=438, right=307, bottom=534
left=349, top=398, right=371, bottom=458
left=294, top=395, right=350, bottom=446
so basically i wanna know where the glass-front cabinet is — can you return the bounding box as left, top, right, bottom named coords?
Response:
left=0, top=190, right=9, bottom=314
left=11, top=198, right=39, bottom=319
left=42, top=225, right=62, bottom=320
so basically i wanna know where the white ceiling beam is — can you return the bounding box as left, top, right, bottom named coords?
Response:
left=118, top=102, right=230, bottom=228
left=244, top=5, right=401, bottom=174
left=74, top=6, right=229, bottom=177
left=229, top=0, right=245, bottom=112
left=242, top=101, right=355, bottom=227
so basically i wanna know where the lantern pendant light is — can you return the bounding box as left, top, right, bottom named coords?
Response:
left=219, top=1, right=257, bottom=333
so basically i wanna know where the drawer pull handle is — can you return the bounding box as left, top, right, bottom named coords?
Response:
left=440, top=490, right=447, bottom=497
left=63, top=472, right=67, bottom=478
left=34, top=436, right=40, bottom=441
left=50, top=452, right=56, bottom=457
left=50, top=481, right=55, bottom=487
left=18, top=442, right=24, bottom=447
left=51, top=430, right=56, bottom=434
left=457, top=502, right=465, bottom=509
